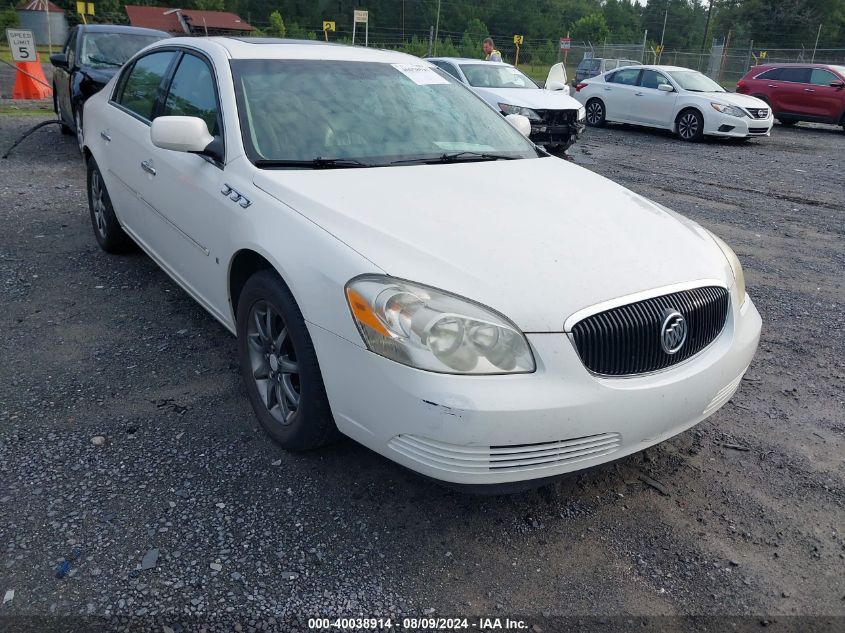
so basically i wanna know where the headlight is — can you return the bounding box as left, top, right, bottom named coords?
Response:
left=345, top=275, right=535, bottom=374
left=498, top=103, right=542, bottom=122
left=707, top=231, right=746, bottom=305
left=577, top=106, right=586, bottom=121
left=710, top=103, right=746, bottom=118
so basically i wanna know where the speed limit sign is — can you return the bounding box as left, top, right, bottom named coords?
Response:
left=6, top=29, right=37, bottom=62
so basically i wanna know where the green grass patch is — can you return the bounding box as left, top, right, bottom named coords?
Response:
left=0, top=106, right=53, bottom=116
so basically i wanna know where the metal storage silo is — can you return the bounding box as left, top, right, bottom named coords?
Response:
left=15, top=0, right=69, bottom=47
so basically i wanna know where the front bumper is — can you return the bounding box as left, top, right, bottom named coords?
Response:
left=530, top=117, right=585, bottom=148
left=311, top=294, right=761, bottom=485
left=705, top=111, right=774, bottom=137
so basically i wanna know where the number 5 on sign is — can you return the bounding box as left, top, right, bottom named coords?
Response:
left=6, top=29, right=36, bottom=62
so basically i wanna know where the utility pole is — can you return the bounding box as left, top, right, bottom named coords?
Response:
left=702, top=1, right=715, bottom=53
left=427, top=25, right=434, bottom=57
left=660, top=1, right=668, bottom=53
left=433, top=0, right=441, bottom=55
left=811, top=23, right=822, bottom=62
left=641, top=29, right=648, bottom=63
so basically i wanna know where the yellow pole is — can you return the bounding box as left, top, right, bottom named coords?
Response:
left=514, top=44, right=520, bottom=67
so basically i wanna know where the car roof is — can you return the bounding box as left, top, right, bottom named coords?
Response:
left=77, top=24, right=170, bottom=37
left=158, top=37, right=423, bottom=63
left=428, top=57, right=511, bottom=67
left=751, top=62, right=841, bottom=69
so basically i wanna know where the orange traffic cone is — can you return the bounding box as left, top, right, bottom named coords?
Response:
left=12, top=54, right=53, bottom=100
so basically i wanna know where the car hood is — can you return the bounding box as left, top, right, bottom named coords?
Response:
left=472, top=86, right=583, bottom=111
left=700, top=91, right=768, bottom=110
left=253, top=159, right=732, bottom=332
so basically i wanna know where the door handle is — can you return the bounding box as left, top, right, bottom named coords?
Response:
left=634, top=92, right=644, bottom=96
left=804, top=88, right=815, bottom=92
left=140, top=160, right=156, bottom=176
left=603, top=86, right=612, bottom=91
left=100, top=130, right=111, bottom=142
left=768, top=84, right=777, bottom=88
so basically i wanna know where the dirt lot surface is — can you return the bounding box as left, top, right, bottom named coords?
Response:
left=0, top=113, right=843, bottom=631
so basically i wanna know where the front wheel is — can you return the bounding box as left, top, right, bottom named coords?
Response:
left=237, top=270, right=337, bottom=451
left=778, top=119, right=797, bottom=126
left=676, top=110, right=704, bottom=142
left=585, top=99, right=606, bottom=127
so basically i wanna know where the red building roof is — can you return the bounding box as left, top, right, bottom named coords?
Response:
left=16, top=0, right=65, bottom=12
left=124, top=5, right=252, bottom=34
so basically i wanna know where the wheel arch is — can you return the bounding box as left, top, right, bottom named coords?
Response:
left=228, top=248, right=298, bottom=324
left=674, top=105, right=703, bottom=133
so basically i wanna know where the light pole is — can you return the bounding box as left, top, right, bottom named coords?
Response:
left=433, top=0, right=441, bottom=55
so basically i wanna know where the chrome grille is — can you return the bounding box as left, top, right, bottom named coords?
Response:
left=747, top=107, right=769, bottom=119
left=571, top=286, right=729, bottom=376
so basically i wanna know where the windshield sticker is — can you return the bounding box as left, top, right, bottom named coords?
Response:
left=392, top=63, right=450, bottom=85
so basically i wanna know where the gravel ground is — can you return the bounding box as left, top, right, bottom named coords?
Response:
left=0, top=113, right=843, bottom=632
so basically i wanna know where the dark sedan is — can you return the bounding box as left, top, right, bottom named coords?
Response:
left=50, top=24, right=170, bottom=151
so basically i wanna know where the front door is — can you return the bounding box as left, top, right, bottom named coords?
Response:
left=630, top=69, right=677, bottom=128
left=55, top=27, right=77, bottom=123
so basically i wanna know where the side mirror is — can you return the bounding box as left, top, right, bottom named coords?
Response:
left=830, top=80, right=844, bottom=89
left=50, top=53, right=69, bottom=69
left=545, top=80, right=566, bottom=91
left=505, top=114, right=532, bottom=138
left=151, top=116, right=215, bottom=153
left=658, top=83, right=674, bottom=92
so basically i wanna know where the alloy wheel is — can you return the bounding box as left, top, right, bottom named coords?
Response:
left=90, top=169, right=108, bottom=239
left=678, top=113, right=700, bottom=140
left=246, top=300, right=300, bottom=426
left=586, top=102, right=603, bottom=125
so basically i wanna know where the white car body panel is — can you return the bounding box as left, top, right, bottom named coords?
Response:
left=82, top=39, right=762, bottom=486
left=575, top=64, right=775, bottom=138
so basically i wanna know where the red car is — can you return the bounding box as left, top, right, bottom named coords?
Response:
left=736, top=63, right=845, bottom=130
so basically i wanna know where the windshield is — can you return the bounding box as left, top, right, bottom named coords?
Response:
left=459, top=64, right=537, bottom=89
left=667, top=70, right=725, bottom=92
left=230, top=59, right=538, bottom=167
left=80, top=33, right=165, bottom=68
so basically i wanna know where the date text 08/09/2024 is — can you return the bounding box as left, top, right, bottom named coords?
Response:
left=307, top=617, right=530, bottom=630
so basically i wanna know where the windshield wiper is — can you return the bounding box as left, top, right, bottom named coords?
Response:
left=86, top=57, right=122, bottom=67
left=254, top=157, right=373, bottom=169
left=389, top=151, right=520, bottom=166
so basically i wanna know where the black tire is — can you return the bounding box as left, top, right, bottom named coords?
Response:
left=585, top=99, right=606, bottom=127
left=86, top=158, right=132, bottom=253
left=545, top=143, right=571, bottom=157
left=778, top=119, right=797, bottom=126
left=676, top=109, right=704, bottom=142
left=236, top=270, right=337, bottom=451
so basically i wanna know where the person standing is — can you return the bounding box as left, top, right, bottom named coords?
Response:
left=482, top=38, right=502, bottom=62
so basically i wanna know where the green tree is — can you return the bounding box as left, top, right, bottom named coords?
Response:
left=267, top=10, right=286, bottom=38
left=193, top=0, right=225, bottom=10
left=0, top=5, right=20, bottom=41
left=571, top=13, right=610, bottom=44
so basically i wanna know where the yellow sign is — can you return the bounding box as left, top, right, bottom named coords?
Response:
left=322, top=21, right=335, bottom=32
left=655, top=44, right=664, bottom=54
left=513, top=34, right=524, bottom=45
left=76, top=1, right=94, bottom=15
left=759, top=51, right=767, bottom=59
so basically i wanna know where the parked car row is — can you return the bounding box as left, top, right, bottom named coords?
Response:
left=75, top=36, right=762, bottom=488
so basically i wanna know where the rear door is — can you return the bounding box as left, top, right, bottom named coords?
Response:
left=771, top=66, right=811, bottom=115
left=601, top=67, right=642, bottom=122
left=99, top=49, right=179, bottom=235
left=630, top=69, right=676, bottom=127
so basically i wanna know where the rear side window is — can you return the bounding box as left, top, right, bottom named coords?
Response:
left=810, top=68, right=838, bottom=86
left=605, top=60, right=618, bottom=71
left=610, top=68, right=641, bottom=85
left=778, top=67, right=810, bottom=83
left=162, top=53, right=220, bottom=135
left=755, top=68, right=782, bottom=80
left=116, top=51, right=175, bottom=121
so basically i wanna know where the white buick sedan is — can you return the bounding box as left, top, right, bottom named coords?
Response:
left=82, top=38, right=761, bottom=488
left=574, top=64, right=774, bottom=141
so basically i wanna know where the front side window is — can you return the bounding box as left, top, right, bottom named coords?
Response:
left=117, top=51, right=175, bottom=121
left=667, top=70, right=725, bottom=92
left=80, top=32, right=165, bottom=69
left=459, top=64, right=536, bottom=89
left=163, top=53, right=220, bottom=135
left=810, top=68, right=838, bottom=86
left=64, top=28, right=78, bottom=66
left=640, top=69, right=671, bottom=90
left=230, top=59, right=538, bottom=166
left=778, top=67, right=810, bottom=83
left=610, top=68, right=641, bottom=85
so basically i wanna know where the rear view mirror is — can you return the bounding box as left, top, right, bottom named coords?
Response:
left=50, top=53, right=68, bottom=69
left=546, top=80, right=566, bottom=91
left=505, top=114, right=532, bottom=138
left=658, top=83, right=674, bottom=92
left=151, top=116, right=214, bottom=153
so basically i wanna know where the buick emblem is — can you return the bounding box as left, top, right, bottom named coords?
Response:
left=660, top=309, right=688, bottom=354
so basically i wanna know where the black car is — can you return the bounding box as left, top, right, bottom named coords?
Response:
left=50, top=24, right=170, bottom=150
